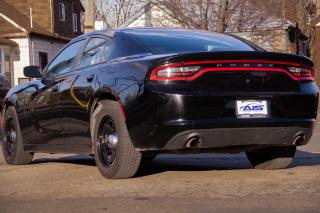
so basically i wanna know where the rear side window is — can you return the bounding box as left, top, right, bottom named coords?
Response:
left=78, top=38, right=111, bottom=69
left=108, top=32, right=147, bottom=59
left=130, top=30, right=255, bottom=54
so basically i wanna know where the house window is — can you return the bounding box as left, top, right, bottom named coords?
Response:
left=59, top=2, right=66, bottom=21
left=73, top=13, right=78, bottom=32
left=39, top=52, right=48, bottom=70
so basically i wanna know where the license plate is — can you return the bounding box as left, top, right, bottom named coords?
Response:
left=236, top=100, right=268, bottom=118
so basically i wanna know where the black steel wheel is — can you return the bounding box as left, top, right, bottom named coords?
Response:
left=91, top=100, right=141, bottom=179
left=4, top=118, right=17, bottom=157
left=1, top=106, right=33, bottom=165
left=97, top=117, right=118, bottom=168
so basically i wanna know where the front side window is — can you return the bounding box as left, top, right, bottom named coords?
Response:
left=59, top=2, right=65, bottom=22
left=78, top=38, right=110, bottom=69
left=46, top=40, right=84, bottom=77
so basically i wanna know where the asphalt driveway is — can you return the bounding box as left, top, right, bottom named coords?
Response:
left=0, top=125, right=319, bottom=212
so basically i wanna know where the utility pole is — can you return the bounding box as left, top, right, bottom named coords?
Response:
left=84, top=0, right=95, bottom=33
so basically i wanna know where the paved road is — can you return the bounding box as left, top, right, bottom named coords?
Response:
left=0, top=125, right=320, bottom=213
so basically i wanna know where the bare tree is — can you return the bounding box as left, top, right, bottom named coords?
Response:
left=153, top=0, right=291, bottom=32
left=95, top=0, right=143, bottom=28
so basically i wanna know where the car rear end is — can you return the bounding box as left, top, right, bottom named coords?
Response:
left=125, top=29, right=318, bottom=152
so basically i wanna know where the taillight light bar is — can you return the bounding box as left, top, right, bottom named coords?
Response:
left=149, top=60, right=314, bottom=82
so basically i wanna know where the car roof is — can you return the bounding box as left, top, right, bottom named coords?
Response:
left=72, top=28, right=229, bottom=41
left=70, top=28, right=264, bottom=52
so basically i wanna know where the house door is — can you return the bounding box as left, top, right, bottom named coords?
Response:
left=39, top=52, right=48, bottom=70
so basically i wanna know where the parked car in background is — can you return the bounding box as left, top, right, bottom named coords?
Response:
left=1, top=28, right=318, bottom=179
left=0, top=74, right=10, bottom=111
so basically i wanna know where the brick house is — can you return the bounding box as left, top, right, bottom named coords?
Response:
left=0, top=0, right=84, bottom=86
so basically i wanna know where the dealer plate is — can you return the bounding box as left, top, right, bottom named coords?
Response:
left=236, top=100, right=268, bottom=118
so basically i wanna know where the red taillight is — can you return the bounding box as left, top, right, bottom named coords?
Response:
left=150, top=65, right=200, bottom=80
left=287, top=67, right=314, bottom=81
left=150, top=60, right=315, bottom=82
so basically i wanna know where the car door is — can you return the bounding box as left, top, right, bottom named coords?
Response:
left=27, top=40, right=85, bottom=146
left=59, top=36, right=112, bottom=147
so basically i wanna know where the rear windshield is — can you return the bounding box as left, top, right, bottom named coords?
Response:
left=129, top=30, right=255, bottom=54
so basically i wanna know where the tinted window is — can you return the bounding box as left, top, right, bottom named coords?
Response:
left=108, top=32, right=147, bottom=59
left=129, top=30, right=255, bottom=54
left=78, top=38, right=110, bottom=69
left=46, top=40, right=84, bottom=77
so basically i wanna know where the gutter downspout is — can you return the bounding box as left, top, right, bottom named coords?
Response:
left=50, top=0, right=54, bottom=32
left=28, top=5, right=35, bottom=66
left=10, top=48, right=15, bottom=87
left=29, top=6, right=33, bottom=29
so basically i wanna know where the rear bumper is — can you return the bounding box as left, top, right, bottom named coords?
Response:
left=131, top=117, right=315, bottom=151
left=125, top=83, right=318, bottom=152
left=163, top=124, right=313, bottom=150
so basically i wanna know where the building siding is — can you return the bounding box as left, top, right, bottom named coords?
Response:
left=53, top=0, right=83, bottom=38
left=10, top=37, right=30, bottom=85
left=127, top=5, right=184, bottom=28
left=2, top=0, right=83, bottom=38
left=30, top=36, right=65, bottom=68
left=10, top=37, right=66, bottom=85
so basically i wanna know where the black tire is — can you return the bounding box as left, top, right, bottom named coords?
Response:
left=246, top=146, right=296, bottom=170
left=91, top=100, right=141, bottom=179
left=1, top=106, right=33, bottom=165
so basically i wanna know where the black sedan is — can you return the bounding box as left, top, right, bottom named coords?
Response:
left=1, top=28, right=318, bottom=179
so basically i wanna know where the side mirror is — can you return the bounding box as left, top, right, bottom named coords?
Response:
left=23, top=66, right=42, bottom=78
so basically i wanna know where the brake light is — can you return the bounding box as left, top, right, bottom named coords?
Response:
left=287, top=67, right=314, bottom=81
left=150, top=66, right=200, bottom=80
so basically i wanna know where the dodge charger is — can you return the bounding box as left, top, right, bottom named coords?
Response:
left=1, top=28, right=318, bottom=179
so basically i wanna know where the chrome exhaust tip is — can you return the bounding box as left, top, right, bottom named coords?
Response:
left=292, top=134, right=306, bottom=146
left=185, top=137, right=201, bottom=148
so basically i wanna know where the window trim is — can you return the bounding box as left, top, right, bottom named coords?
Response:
left=59, top=2, right=66, bottom=22
left=75, top=36, right=113, bottom=71
left=44, top=39, right=85, bottom=78
left=72, top=13, right=78, bottom=32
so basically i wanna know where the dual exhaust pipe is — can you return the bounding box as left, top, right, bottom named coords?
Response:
left=184, top=133, right=306, bottom=149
